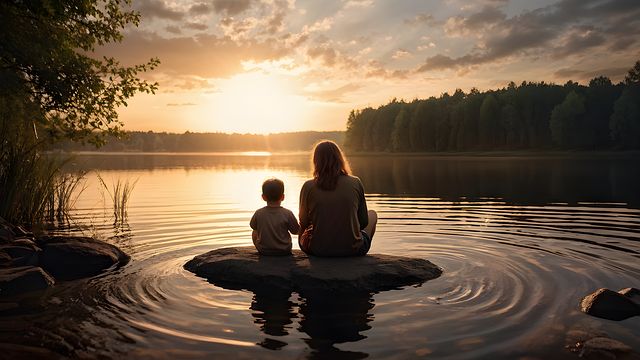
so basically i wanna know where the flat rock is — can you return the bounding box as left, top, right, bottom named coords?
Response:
left=581, top=288, right=640, bottom=321
left=184, top=246, right=443, bottom=292
left=39, top=236, right=130, bottom=281
left=0, top=266, right=55, bottom=296
left=0, top=342, right=68, bottom=359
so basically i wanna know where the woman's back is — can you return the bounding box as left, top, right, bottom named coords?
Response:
left=299, top=175, right=369, bottom=256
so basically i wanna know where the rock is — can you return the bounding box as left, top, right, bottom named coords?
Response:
left=619, top=287, right=640, bottom=305
left=0, top=266, right=55, bottom=296
left=184, top=246, right=443, bottom=292
left=0, top=237, right=41, bottom=267
left=0, top=249, right=12, bottom=266
left=12, top=226, right=33, bottom=237
left=39, top=236, right=130, bottom=281
left=579, top=337, right=635, bottom=359
left=581, top=288, right=640, bottom=321
left=0, top=226, right=15, bottom=238
left=0, top=342, right=69, bottom=359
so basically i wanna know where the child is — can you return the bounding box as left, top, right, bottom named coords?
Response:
left=250, top=178, right=300, bottom=255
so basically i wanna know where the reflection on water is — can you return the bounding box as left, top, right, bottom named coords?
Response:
left=1, top=153, right=639, bottom=359
left=249, top=287, right=374, bottom=359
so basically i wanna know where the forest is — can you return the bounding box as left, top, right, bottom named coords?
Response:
left=51, top=131, right=345, bottom=153
left=343, top=61, right=640, bottom=152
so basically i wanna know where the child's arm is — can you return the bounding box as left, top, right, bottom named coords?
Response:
left=251, top=229, right=259, bottom=245
left=288, top=211, right=300, bottom=234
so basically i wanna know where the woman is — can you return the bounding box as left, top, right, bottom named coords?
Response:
left=298, top=140, right=377, bottom=256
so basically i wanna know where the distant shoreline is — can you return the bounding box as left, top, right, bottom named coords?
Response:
left=49, top=149, right=640, bottom=158
left=344, top=150, right=640, bottom=158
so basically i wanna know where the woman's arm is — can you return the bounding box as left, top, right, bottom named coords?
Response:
left=298, top=182, right=311, bottom=235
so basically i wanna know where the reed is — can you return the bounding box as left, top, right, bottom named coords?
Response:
left=96, top=172, right=140, bottom=222
left=0, top=151, right=86, bottom=226
left=44, top=169, right=88, bottom=222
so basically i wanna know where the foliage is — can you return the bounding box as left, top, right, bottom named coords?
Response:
left=550, top=91, right=585, bottom=147
left=624, top=60, right=640, bottom=85
left=0, top=0, right=160, bottom=148
left=610, top=83, right=640, bottom=149
left=343, top=60, right=638, bottom=152
left=0, top=0, right=158, bottom=226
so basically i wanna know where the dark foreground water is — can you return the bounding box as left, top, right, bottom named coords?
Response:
left=1, top=153, right=639, bottom=359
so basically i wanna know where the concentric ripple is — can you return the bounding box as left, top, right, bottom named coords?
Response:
left=1, top=161, right=639, bottom=359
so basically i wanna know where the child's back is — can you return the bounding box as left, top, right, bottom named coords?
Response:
left=250, top=205, right=299, bottom=255
left=250, top=178, right=300, bottom=255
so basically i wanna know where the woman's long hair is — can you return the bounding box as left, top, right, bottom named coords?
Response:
left=312, top=140, right=351, bottom=191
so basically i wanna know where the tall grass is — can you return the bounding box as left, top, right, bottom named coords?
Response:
left=44, top=169, right=88, bottom=222
left=96, top=173, right=139, bottom=223
left=0, top=153, right=86, bottom=227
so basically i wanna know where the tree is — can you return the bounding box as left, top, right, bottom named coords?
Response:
left=1, top=0, right=160, bottom=148
left=1, top=0, right=159, bottom=224
left=550, top=91, right=585, bottom=147
left=391, top=106, right=412, bottom=152
left=609, top=82, right=640, bottom=149
left=624, top=60, right=640, bottom=85
left=478, top=94, right=501, bottom=150
left=609, top=60, right=640, bottom=149
left=501, top=104, right=520, bottom=148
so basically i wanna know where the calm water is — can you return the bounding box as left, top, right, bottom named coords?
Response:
left=2, top=153, right=639, bottom=359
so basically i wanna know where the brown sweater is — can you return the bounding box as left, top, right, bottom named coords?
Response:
left=299, top=175, right=369, bottom=256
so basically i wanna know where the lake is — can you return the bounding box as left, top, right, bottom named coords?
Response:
left=1, top=153, right=639, bottom=359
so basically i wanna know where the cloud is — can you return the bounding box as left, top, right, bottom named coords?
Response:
left=212, top=0, right=256, bottom=16
left=185, top=23, right=208, bottom=31
left=305, top=46, right=359, bottom=70
left=135, top=0, right=185, bottom=21
left=344, top=0, right=374, bottom=9
left=553, top=66, right=629, bottom=82
left=441, top=6, right=507, bottom=37
left=306, top=83, right=362, bottom=103
left=415, top=0, right=640, bottom=74
left=547, top=28, right=606, bottom=60
left=359, top=47, right=373, bottom=55
left=165, top=25, right=182, bottom=35
left=167, top=103, right=197, bottom=106
left=92, top=30, right=309, bottom=83
left=404, top=13, right=435, bottom=26
left=306, top=46, right=338, bottom=67
left=304, top=17, right=335, bottom=32
left=189, top=2, right=212, bottom=16
left=392, top=48, right=412, bottom=59
left=364, top=59, right=409, bottom=80
left=220, top=17, right=259, bottom=40
left=608, top=38, right=637, bottom=52
left=258, top=6, right=289, bottom=35
left=175, top=78, right=219, bottom=91
left=447, top=0, right=509, bottom=10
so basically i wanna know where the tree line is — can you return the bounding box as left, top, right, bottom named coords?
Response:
left=52, top=131, right=345, bottom=153
left=344, top=61, right=640, bottom=152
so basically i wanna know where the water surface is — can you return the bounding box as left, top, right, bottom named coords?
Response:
left=1, top=153, right=639, bottom=359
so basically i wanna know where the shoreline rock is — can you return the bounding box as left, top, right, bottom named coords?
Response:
left=581, top=287, right=640, bottom=321
left=38, top=236, right=130, bottom=281
left=184, top=246, right=444, bottom=292
left=0, top=217, right=131, bottom=296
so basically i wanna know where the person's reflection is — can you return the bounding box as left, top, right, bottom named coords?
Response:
left=250, top=286, right=296, bottom=350
left=297, top=289, right=374, bottom=359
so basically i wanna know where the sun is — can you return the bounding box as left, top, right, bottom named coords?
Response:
left=203, top=72, right=308, bottom=134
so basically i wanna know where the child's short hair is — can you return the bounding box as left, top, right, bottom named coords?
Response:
left=262, top=178, right=285, bottom=202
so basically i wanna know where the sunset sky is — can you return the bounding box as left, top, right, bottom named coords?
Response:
left=97, top=0, right=640, bottom=134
